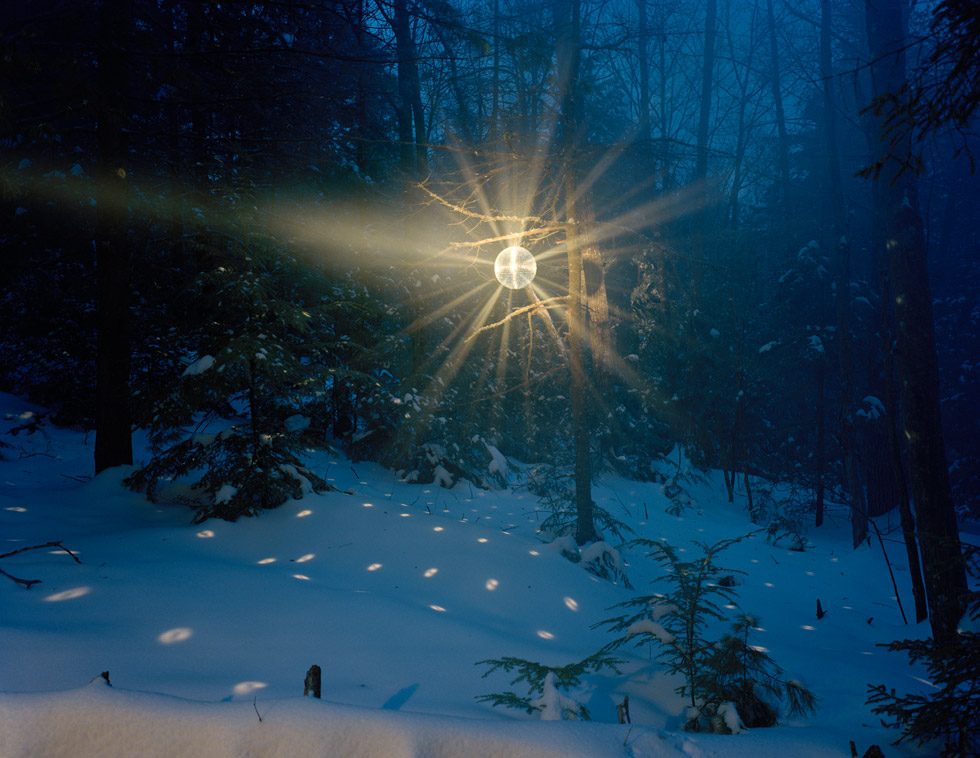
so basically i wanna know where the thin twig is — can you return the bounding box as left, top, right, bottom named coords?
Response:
left=60, top=473, right=92, bottom=483
left=870, top=519, right=909, bottom=625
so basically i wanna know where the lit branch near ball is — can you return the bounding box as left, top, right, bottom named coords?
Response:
left=494, top=246, right=537, bottom=289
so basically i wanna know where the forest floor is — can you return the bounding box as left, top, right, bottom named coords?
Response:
left=0, top=391, right=966, bottom=757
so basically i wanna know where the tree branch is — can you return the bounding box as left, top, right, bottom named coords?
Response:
left=417, top=183, right=548, bottom=226
left=465, top=296, right=568, bottom=342
left=0, top=567, right=41, bottom=589
left=0, top=541, right=82, bottom=563
left=0, top=540, right=82, bottom=589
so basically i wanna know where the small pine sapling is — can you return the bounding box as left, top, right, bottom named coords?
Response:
left=476, top=652, right=619, bottom=720
left=867, top=550, right=979, bottom=757
left=697, top=614, right=816, bottom=731
left=596, top=536, right=745, bottom=721
left=596, top=533, right=814, bottom=732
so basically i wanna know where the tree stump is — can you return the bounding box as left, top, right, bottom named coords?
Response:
left=304, top=664, right=321, bottom=698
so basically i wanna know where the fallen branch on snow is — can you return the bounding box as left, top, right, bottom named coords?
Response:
left=0, top=540, right=82, bottom=589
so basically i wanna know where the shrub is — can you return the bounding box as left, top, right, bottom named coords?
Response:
left=475, top=652, right=619, bottom=721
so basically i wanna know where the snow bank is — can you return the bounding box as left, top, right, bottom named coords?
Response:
left=0, top=679, right=668, bottom=758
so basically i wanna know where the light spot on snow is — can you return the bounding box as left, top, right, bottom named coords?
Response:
left=764, top=582, right=775, bottom=588
left=4, top=506, right=27, bottom=513
left=725, top=604, right=737, bottom=609
left=366, top=563, right=383, bottom=572
left=257, top=557, right=276, bottom=565
left=196, top=530, right=215, bottom=539
left=750, top=645, right=769, bottom=653
left=424, top=568, right=439, bottom=578
left=296, top=509, right=313, bottom=518
left=429, top=604, right=447, bottom=613
left=232, top=681, right=268, bottom=696
left=362, top=503, right=374, bottom=508
left=563, top=597, right=579, bottom=612
left=801, top=625, right=816, bottom=631
left=485, top=578, right=499, bottom=591
left=295, top=553, right=315, bottom=563
left=292, top=574, right=311, bottom=581
left=158, top=627, right=193, bottom=644
left=400, top=513, right=412, bottom=518
left=432, top=526, right=444, bottom=533
left=43, top=586, right=91, bottom=603
left=477, top=537, right=489, bottom=544
left=529, top=550, right=540, bottom=557
left=536, top=630, right=555, bottom=640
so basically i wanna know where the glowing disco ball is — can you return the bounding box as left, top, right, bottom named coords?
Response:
left=494, top=246, right=537, bottom=289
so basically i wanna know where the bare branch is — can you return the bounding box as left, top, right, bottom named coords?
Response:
left=0, top=567, right=41, bottom=589
left=448, top=226, right=564, bottom=250
left=0, top=541, right=81, bottom=564
left=0, top=540, right=82, bottom=588
left=417, top=183, right=548, bottom=226
left=465, top=296, right=568, bottom=342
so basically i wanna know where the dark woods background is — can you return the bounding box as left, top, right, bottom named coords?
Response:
left=0, top=1, right=976, bottom=546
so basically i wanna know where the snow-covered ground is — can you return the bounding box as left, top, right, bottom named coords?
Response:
left=0, top=392, right=955, bottom=756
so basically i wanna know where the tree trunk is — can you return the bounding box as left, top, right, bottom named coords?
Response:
left=815, top=360, right=826, bottom=527
left=636, top=0, right=651, bottom=143
left=820, top=0, right=866, bottom=547
left=567, top=216, right=596, bottom=546
left=94, top=0, right=133, bottom=474
left=691, top=0, right=717, bottom=312
left=393, top=0, right=425, bottom=177
left=555, top=0, right=596, bottom=546
left=657, top=21, right=671, bottom=192
left=765, top=0, right=791, bottom=217
left=695, top=0, right=717, bottom=186
left=864, top=0, right=967, bottom=643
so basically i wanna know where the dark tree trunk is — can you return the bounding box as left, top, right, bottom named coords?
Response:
left=815, top=360, right=826, bottom=527
left=765, top=0, right=791, bottom=217
left=636, top=0, right=651, bottom=143
left=555, top=0, right=596, bottom=546
left=691, top=0, right=717, bottom=309
left=657, top=22, right=671, bottom=192
left=695, top=0, right=716, bottom=186
left=864, top=0, right=967, bottom=643
left=393, top=0, right=426, bottom=177
left=820, top=0, right=866, bottom=547
left=94, top=0, right=133, bottom=474
left=567, top=216, right=596, bottom=546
